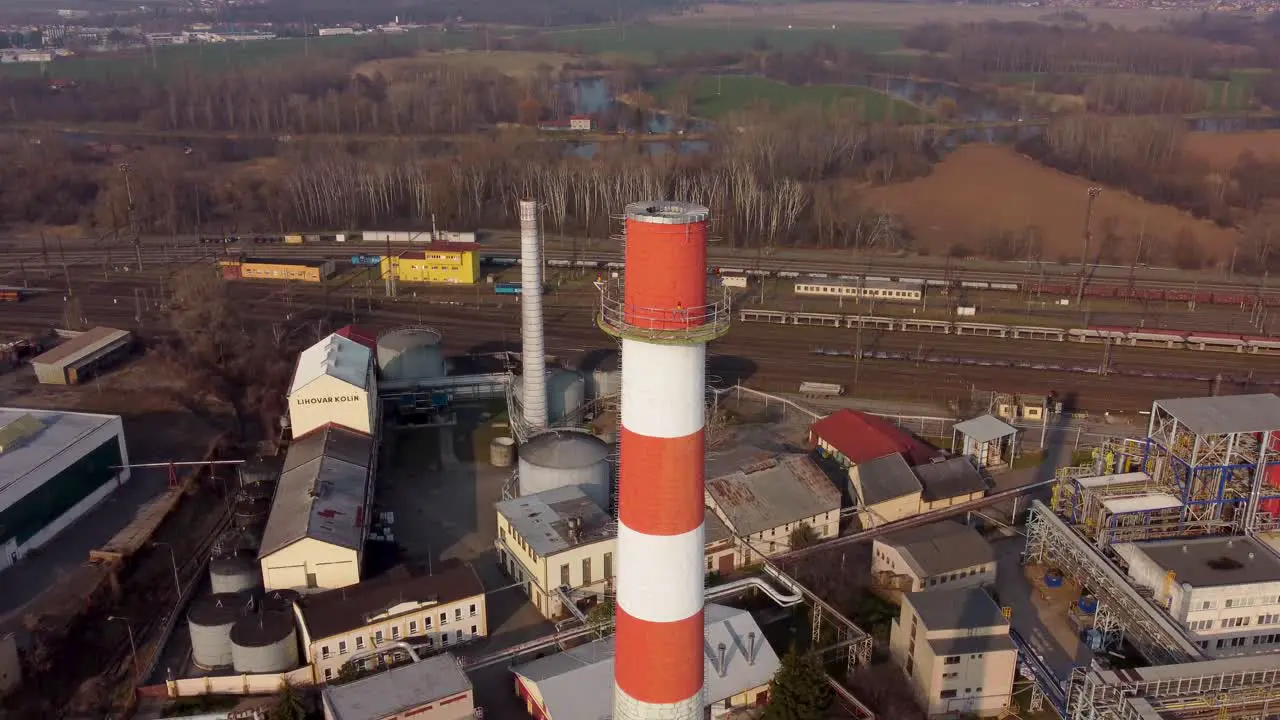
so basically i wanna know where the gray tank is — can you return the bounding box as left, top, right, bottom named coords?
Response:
left=210, top=551, right=262, bottom=594
left=377, top=326, right=446, bottom=382
left=188, top=592, right=249, bottom=670
left=547, top=369, right=586, bottom=423
left=518, top=430, right=611, bottom=508
left=233, top=497, right=272, bottom=529
left=261, top=588, right=301, bottom=613
left=230, top=610, right=299, bottom=673
left=239, top=457, right=280, bottom=487
left=238, top=480, right=276, bottom=502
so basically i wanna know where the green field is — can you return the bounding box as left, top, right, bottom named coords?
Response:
left=653, top=74, right=926, bottom=122
left=545, top=25, right=901, bottom=61
left=990, top=69, right=1267, bottom=111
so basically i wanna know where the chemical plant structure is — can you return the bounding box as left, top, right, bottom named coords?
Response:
left=1022, top=393, right=1280, bottom=720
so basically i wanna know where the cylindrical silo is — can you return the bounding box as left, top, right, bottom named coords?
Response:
left=490, top=437, right=516, bottom=467
left=261, top=588, right=301, bottom=613
left=583, top=350, right=622, bottom=400
left=518, top=430, right=611, bottom=509
left=547, top=369, right=586, bottom=424
left=230, top=611, right=299, bottom=673
left=238, top=480, right=276, bottom=502
left=234, top=497, right=272, bottom=529
left=188, top=592, right=249, bottom=670
left=377, top=326, right=446, bottom=382
left=239, top=457, right=280, bottom=488
left=210, top=551, right=262, bottom=594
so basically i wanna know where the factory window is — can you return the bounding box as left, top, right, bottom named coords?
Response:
left=604, top=552, right=613, bottom=579
left=940, top=690, right=957, bottom=699
left=423, top=616, right=432, bottom=629
left=306, top=573, right=318, bottom=589
left=374, top=630, right=384, bottom=644
left=409, top=620, right=418, bottom=635
left=454, top=608, right=462, bottom=621
left=500, top=528, right=505, bottom=541
left=338, top=641, right=348, bottom=655
left=1222, top=617, right=1249, bottom=629
left=470, top=625, right=477, bottom=636
left=1260, top=614, right=1280, bottom=625
left=583, top=558, right=592, bottom=585
left=321, top=646, right=331, bottom=659
left=440, top=612, right=448, bottom=626
left=944, top=656, right=961, bottom=665
left=391, top=626, right=400, bottom=640
left=1200, top=601, right=1217, bottom=610
left=942, top=672, right=957, bottom=679
left=561, top=564, right=571, bottom=587
left=964, top=688, right=971, bottom=694
left=456, top=629, right=463, bottom=641
left=469, top=603, right=477, bottom=617
left=356, top=637, right=365, bottom=650
left=441, top=634, right=449, bottom=646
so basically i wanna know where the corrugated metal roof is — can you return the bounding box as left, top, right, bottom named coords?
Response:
left=259, top=426, right=373, bottom=558
left=289, top=333, right=373, bottom=395
left=878, top=521, right=994, bottom=577
left=853, top=452, right=922, bottom=506
left=914, top=456, right=988, bottom=502
left=323, top=653, right=471, bottom=720
left=512, top=603, right=778, bottom=720
left=30, top=327, right=131, bottom=369
left=953, top=414, right=1017, bottom=444
left=495, top=485, right=614, bottom=557
left=1100, top=493, right=1182, bottom=514
left=811, top=409, right=938, bottom=466
left=706, top=454, right=840, bottom=536
left=1156, top=394, right=1280, bottom=435
left=704, top=513, right=732, bottom=544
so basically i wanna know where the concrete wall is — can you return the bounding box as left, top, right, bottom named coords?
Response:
left=261, top=538, right=359, bottom=593
left=288, top=374, right=374, bottom=438
left=166, top=666, right=314, bottom=697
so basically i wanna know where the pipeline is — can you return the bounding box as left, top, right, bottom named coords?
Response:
left=706, top=565, right=804, bottom=607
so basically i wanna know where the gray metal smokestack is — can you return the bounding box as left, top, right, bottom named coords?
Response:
left=519, top=200, right=548, bottom=432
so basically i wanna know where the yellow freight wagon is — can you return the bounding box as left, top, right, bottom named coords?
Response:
left=240, top=257, right=335, bottom=283
left=379, top=244, right=480, bottom=285
left=284, top=234, right=304, bottom=245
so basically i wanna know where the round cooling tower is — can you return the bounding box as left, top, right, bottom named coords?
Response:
left=209, top=550, right=262, bottom=594
left=188, top=592, right=250, bottom=670
left=230, top=610, right=299, bottom=673
left=490, top=436, right=516, bottom=467
left=518, top=430, right=610, bottom=509
left=233, top=497, right=272, bottom=530
left=377, top=326, right=446, bottom=382
left=547, top=369, right=586, bottom=423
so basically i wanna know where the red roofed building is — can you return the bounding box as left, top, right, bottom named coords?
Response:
left=334, top=324, right=377, bottom=351
left=809, top=409, right=938, bottom=468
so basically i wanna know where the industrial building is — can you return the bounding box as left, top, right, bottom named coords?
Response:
left=872, top=520, right=995, bottom=593
left=259, top=424, right=375, bottom=592
left=30, top=326, right=133, bottom=385
left=704, top=514, right=741, bottom=576
left=496, top=485, right=615, bottom=619
left=850, top=454, right=988, bottom=528
left=0, top=408, right=129, bottom=569
left=705, top=453, right=841, bottom=559
left=794, top=278, right=923, bottom=303
left=951, top=414, right=1018, bottom=470
left=288, top=333, right=379, bottom=438
left=295, top=562, right=486, bottom=682
left=810, top=409, right=940, bottom=469
left=1112, top=535, right=1280, bottom=656
left=238, top=257, right=336, bottom=283
left=322, top=653, right=475, bottom=720
left=380, top=245, right=480, bottom=285
left=512, top=603, right=778, bottom=720
left=888, top=588, right=1017, bottom=717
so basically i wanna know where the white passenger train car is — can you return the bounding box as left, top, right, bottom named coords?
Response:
left=794, top=277, right=923, bottom=303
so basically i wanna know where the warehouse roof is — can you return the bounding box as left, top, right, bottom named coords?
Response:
left=289, top=333, right=374, bottom=395
left=495, top=485, right=614, bottom=557
left=811, top=409, right=938, bottom=466
left=1117, top=536, right=1280, bottom=588
left=953, top=414, right=1017, bottom=444
left=706, top=454, right=840, bottom=536
left=323, top=653, right=471, bottom=720
left=0, top=408, right=120, bottom=497
left=705, top=513, right=733, bottom=545
left=397, top=243, right=480, bottom=255
left=241, top=256, right=332, bottom=268
left=299, top=561, right=485, bottom=639
left=512, top=603, right=778, bottom=720
left=259, top=425, right=373, bottom=558
left=878, top=521, right=994, bottom=578
left=853, top=452, right=921, bottom=506
left=928, top=634, right=1016, bottom=657
left=1156, top=394, right=1280, bottom=435
left=30, top=327, right=131, bottom=369
left=915, top=456, right=988, bottom=502
left=906, top=588, right=1008, bottom=632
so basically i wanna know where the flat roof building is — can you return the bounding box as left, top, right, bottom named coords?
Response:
left=873, top=520, right=995, bottom=593
left=0, top=408, right=129, bottom=569
left=321, top=653, right=474, bottom=720
left=1114, top=535, right=1280, bottom=657
left=30, top=327, right=133, bottom=385
left=260, top=424, right=375, bottom=593
left=512, top=603, right=778, bottom=720
left=706, top=453, right=841, bottom=558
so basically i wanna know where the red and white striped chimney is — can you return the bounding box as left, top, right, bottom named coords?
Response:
left=599, top=202, right=727, bottom=720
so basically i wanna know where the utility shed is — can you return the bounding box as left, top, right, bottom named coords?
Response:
left=0, top=408, right=129, bottom=569
left=952, top=414, right=1017, bottom=469
left=31, top=327, right=133, bottom=385
left=321, top=653, right=474, bottom=720
left=705, top=454, right=840, bottom=557
left=259, top=424, right=374, bottom=593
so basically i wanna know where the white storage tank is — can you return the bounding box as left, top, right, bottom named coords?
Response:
left=547, top=369, right=586, bottom=424
left=491, top=436, right=516, bottom=467
left=188, top=592, right=248, bottom=670
left=377, top=326, right=446, bottom=382
left=518, top=430, right=611, bottom=509
left=233, top=497, right=272, bottom=529
left=582, top=350, right=621, bottom=400
left=230, top=610, right=299, bottom=673
left=210, top=550, right=262, bottom=594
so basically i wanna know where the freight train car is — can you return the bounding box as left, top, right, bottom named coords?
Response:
left=239, top=257, right=335, bottom=283
left=495, top=282, right=522, bottom=295
left=0, top=289, right=23, bottom=302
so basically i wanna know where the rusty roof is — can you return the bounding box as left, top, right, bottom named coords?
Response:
left=706, top=454, right=841, bottom=536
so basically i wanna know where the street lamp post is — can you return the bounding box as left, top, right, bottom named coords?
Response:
left=108, top=615, right=139, bottom=680
left=153, top=542, right=181, bottom=597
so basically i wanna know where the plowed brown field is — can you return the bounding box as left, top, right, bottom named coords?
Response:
left=861, top=145, right=1239, bottom=265
left=1184, top=131, right=1280, bottom=170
